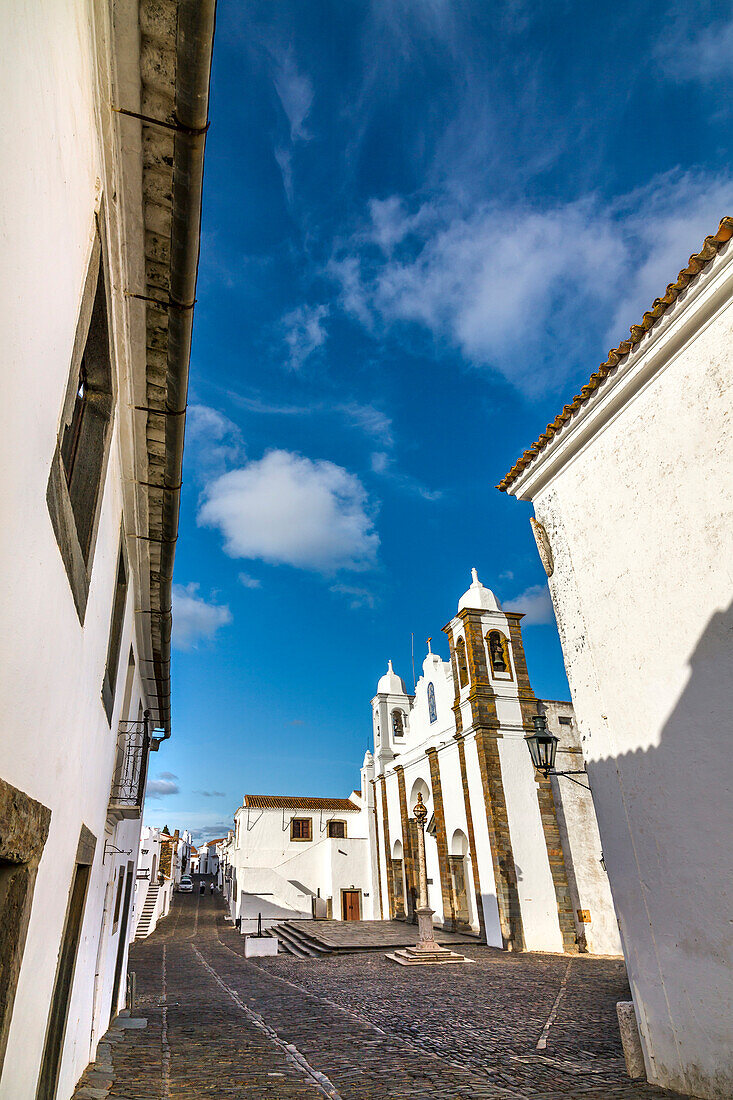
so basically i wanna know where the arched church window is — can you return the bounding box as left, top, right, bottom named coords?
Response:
left=392, top=709, right=404, bottom=737
left=427, top=682, right=437, bottom=723
left=456, top=637, right=469, bottom=688
left=487, top=631, right=512, bottom=677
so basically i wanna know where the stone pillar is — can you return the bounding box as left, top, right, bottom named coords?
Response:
left=395, top=765, right=417, bottom=919
left=455, top=734, right=486, bottom=941
left=369, top=780, right=384, bottom=919
left=379, top=775, right=396, bottom=919
left=425, top=748, right=455, bottom=929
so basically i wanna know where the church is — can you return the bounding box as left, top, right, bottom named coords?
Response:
left=361, top=571, right=621, bottom=955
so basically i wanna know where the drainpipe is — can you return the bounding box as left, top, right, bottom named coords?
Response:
left=153, top=0, right=217, bottom=745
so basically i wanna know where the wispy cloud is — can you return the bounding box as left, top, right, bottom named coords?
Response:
left=229, top=392, right=393, bottom=447
left=186, top=404, right=244, bottom=478
left=194, top=790, right=227, bottom=799
left=238, top=572, right=262, bottom=589
left=273, top=48, right=314, bottom=141
left=199, top=449, right=379, bottom=574
left=505, top=583, right=554, bottom=625
left=369, top=450, right=441, bottom=501
left=330, top=583, right=377, bottom=610
left=172, top=583, right=232, bottom=650
left=655, top=16, right=733, bottom=84
left=281, top=303, right=329, bottom=369
left=328, top=170, right=733, bottom=396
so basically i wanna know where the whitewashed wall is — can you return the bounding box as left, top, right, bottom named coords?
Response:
left=0, top=3, right=155, bottom=1097
left=231, top=801, right=374, bottom=922
left=514, top=241, right=733, bottom=1097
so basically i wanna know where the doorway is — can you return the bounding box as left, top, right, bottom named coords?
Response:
left=109, top=863, right=134, bottom=1025
left=36, top=826, right=95, bottom=1100
left=341, top=889, right=361, bottom=921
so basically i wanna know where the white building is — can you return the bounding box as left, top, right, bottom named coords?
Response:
left=198, top=838, right=223, bottom=877
left=0, top=2, right=214, bottom=1097
left=132, top=827, right=192, bottom=939
left=366, top=572, right=621, bottom=956
left=228, top=794, right=375, bottom=926
left=499, top=218, right=733, bottom=1097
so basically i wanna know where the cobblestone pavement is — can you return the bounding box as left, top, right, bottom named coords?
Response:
left=74, top=888, right=688, bottom=1099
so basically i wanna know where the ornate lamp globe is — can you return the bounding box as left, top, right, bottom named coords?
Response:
left=413, top=791, right=428, bottom=826
left=525, top=712, right=559, bottom=776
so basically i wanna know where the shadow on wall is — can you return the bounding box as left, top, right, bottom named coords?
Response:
left=587, top=600, right=733, bottom=1098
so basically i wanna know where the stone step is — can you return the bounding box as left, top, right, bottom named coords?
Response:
left=269, top=923, right=320, bottom=958
left=279, top=921, right=333, bottom=956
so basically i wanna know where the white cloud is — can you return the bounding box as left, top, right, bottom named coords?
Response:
left=172, top=583, right=232, bottom=650
left=505, top=583, right=555, bottom=625
left=329, top=170, right=733, bottom=396
left=147, top=779, right=180, bottom=799
left=340, top=403, right=393, bottom=447
left=282, top=303, right=329, bottom=369
left=198, top=449, right=379, bottom=574
left=186, top=404, right=243, bottom=476
left=656, top=18, right=733, bottom=83
left=273, top=49, right=314, bottom=141
left=330, top=583, right=377, bottom=610
left=238, top=572, right=262, bottom=589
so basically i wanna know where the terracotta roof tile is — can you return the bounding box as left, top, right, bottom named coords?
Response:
left=498, top=216, right=733, bottom=493
left=243, top=794, right=361, bottom=812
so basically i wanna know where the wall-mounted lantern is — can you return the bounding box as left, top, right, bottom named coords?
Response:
left=525, top=711, right=590, bottom=789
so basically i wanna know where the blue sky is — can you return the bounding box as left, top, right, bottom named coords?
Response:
left=144, top=0, right=733, bottom=843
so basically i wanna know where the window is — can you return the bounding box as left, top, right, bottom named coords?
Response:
left=290, top=817, right=312, bottom=841
left=47, top=231, right=114, bottom=622
left=102, top=542, right=129, bottom=722
left=427, top=682, right=437, bottom=723
left=487, top=630, right=512, bottom=679
left=392, top=709, right=404, bottom=737
left=456, top=637, right=469, bottom=688
left=559, top=716, right=572, bottom=725
left=327, top=820, right=346, bottom=839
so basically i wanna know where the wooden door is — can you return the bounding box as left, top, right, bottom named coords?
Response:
left=342, top=890, right=361, bottom=921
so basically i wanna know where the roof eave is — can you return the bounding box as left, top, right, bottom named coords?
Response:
left=499, top=218, right=733, bottom=497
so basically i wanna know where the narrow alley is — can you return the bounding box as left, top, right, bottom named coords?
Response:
left=73, top=882, right=686, bottom=1100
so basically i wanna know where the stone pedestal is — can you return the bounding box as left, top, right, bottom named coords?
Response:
left=388, top=791, right=470, bottom=965
left=387, top=905, right=471, bottom=965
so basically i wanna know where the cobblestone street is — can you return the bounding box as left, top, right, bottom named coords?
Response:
left=74, top=890, right=688, bottom=1100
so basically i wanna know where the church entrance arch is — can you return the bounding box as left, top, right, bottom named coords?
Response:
left=449, top=829, right=471, bottom=928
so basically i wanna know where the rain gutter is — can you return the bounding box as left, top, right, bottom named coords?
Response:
left=153, top=0, right=217, bottom=745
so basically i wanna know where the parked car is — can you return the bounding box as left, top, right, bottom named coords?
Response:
left=178, top=875, right=194, bottom=893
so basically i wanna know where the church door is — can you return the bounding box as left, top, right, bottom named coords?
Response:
left=449, top=856, right=470, bottom=926
left=342, top=890, right=361, bottom=921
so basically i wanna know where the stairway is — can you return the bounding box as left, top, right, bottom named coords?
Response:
left=267, top=921, right=334, bottom=959
left=135, top=882, right=161, bottom=940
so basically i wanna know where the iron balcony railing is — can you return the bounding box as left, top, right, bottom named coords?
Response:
left=109, top=711, right=151, bottom=813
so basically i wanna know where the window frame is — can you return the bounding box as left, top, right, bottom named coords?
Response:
left=456, top=636, right=469, bottom=688
left=487, top=630, right=514, bottom=680
left=101, top=536, right=129, bottom=723
left=46, top=222, right=116, bottom=624
left=327, top=819, right=347, bottom=839
left=290, top=817, right=313, bottom=842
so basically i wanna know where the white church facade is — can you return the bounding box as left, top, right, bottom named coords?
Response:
left=364, top=572, right=621, bottom=955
